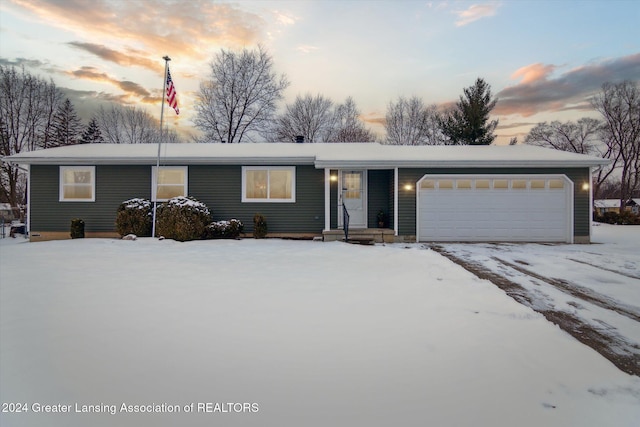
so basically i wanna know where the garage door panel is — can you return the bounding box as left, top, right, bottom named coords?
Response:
left=418, top=175, right=572, bottom=242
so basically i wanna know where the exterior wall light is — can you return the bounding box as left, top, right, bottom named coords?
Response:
left=582, top=182, right=590, bottom=191
left=330, top=175, right=338, bottom=182
left=404, top=184, right=414, bottom=191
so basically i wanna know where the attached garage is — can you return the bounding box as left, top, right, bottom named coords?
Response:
left=417, top=174, right=574, bottom=243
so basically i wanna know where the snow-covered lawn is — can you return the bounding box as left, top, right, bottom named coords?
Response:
left=1, top=227, right=639, bottom=427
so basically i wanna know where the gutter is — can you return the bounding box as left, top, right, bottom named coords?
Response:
left=314, top=159, right=612, bottom=169
left=3, top=156, right=318, bottom=166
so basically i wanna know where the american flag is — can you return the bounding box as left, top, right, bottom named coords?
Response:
left=166, top=67, right=179, bottom=115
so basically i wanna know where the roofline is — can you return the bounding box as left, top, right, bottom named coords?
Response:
left=2, top=156, right=317, bottom=166
left=314, top=159, right=611, bottom=169
left=4, top=157, right=610, bottom=168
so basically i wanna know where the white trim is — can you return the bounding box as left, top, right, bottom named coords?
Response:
left=589, top=168, right=594, bottom=236
left=324, top=168, right=331, bottom=231
left=416, top=174, right=574, bottom=243
left=26, top=164, right=31, bottom=235
left=241, top=166, right=296, bottom=203
left=59, top=166, right=95, bottom=202
left=152, top=166, right=188, bottom=202
left=394, top=167, right=398, bottom=236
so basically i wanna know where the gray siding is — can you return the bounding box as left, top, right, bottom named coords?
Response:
left=398, top=167, right=591, bottom=238
left=30, top=165, right=151, bottom=232
left=32, top=164, right=325, bottom=234
left=30, top=164, right=591, bottom=239
left=189, top=165, right=325, bottom=233
left=367, top=170, right=392, bottom=227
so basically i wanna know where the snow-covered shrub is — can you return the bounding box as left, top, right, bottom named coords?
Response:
left=115, top=198, right=152, bottom=237
left=156, top=196, right=211, bottom=241
left=204, top=219, right=244, bottom=239
left=253, top=213, right=267, bottom=239
left=70, top=218, right=85, bottom=239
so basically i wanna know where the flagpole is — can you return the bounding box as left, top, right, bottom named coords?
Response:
left=152, top=55, right=171, bottom=238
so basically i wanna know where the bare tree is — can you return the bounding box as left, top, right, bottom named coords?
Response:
left=524, top=119, right=602, bottom=154
left=591, top=81, right=640, bottom=209
left=0, top=65, right=62, bottom=205
left=330, top=97, right=377, bottom=142
left=97, top=105, right=163, bottom=144
left=273, top=93, right=335, bottom=142
left=385, top=96, right=444, bottom=145
left=195, top=45, right=289, bottom=143
left=524, top=118, right=615, bottom=198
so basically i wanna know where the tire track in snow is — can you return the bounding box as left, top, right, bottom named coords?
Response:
left=568, top=257, right=640, bottom=280
left=491, top=257, right=640, bottom=323
left=429, top=245, right=640, bottom=376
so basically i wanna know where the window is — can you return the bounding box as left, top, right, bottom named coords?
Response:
left=420, top=179, right=435, bottom=190
left=438, top=179, right=454, bottom=189
left=242, top=167, right=295, bottom=202
left=475, top=179, right=490, bottom=189
left=512, top=180, right=527, bottom=189
left=456, top=179, right=472, bottom=189
left=60, top=166, right=95, bottom=201
left=152, top=166, right=187, bottom=201
left=530, top=180, right=546, bottom=189
left=343, top=172, right=362, bottom=199
left=493, top=179, right=508, bottom=189
left=549, top=179, right=564, bottom=189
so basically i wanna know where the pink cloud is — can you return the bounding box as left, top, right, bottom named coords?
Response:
left=511, top=63, right=557, bottom=84
left=8, top=0, right=266, bottom=65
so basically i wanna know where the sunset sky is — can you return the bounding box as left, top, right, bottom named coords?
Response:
left=1, top=0, right=638, bottom=144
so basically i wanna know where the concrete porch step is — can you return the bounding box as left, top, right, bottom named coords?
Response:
left=323, top=228, right=395, bottom=243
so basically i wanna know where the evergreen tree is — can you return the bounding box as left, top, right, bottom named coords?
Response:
left=49, top=98, right=83, bottom=147
left=80, top=117, right=105, bottom=144
left=440, top=78, right=498, bottom=145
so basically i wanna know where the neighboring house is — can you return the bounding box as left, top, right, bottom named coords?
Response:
left=2, top=143, right=608, bottom=243
left=594, top=199, right=623, bottom=215
left=594, top=198, right=640, bottom=215
left=0, top=203, right=20, bottom=223
left=627, top=199, right=640, bottom=215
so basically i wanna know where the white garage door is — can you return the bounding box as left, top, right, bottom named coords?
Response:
left=417, top=175, right=573, bottom=242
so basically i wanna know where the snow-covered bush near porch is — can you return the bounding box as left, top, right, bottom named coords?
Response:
left=115, top=198, right=152, bottom=237
left=156, top=196, right=211, bottom=242
left=204, top=218, right=244, bottom=239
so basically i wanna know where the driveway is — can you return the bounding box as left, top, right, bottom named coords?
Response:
left=427, top=224, right=640, bottom=376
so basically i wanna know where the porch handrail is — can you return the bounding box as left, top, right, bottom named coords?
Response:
left=342, top=202, right=350, bottom=242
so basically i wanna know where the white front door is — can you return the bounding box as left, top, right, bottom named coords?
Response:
left=339, top=170, right=367, bottom=228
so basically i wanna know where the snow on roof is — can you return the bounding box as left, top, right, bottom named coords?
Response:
left=594, top=199, right=624, bottom=208
left=2, top=142, right=610, bottom=168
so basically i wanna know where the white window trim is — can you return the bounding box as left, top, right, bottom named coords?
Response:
left=152, top=166, right=188, bottom=202
left=242, top=166, right=296, bottom=203
left=59, top=166, right=95, bottom=202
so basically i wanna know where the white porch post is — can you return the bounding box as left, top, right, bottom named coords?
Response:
left=394, top=167, right=399, bottom=236
left=26, top=164, right=31, bottom=238
left=324, top=168, right=331, bottom=231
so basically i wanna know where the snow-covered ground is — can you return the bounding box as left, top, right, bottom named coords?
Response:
left=1, top=226, right=639, bottom=427
left=430, top=223, right=640, bottom=377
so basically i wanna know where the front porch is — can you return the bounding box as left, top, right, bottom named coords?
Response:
left=322, top=227, right=396, bottom=243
